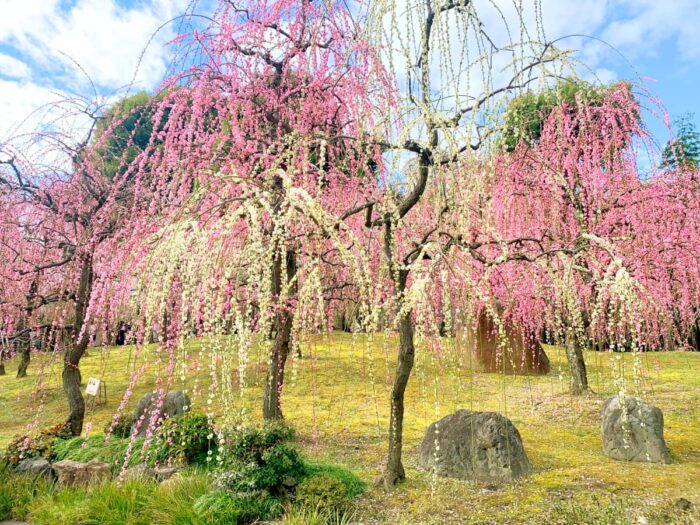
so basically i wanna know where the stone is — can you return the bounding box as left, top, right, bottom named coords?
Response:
left=121, top=464, right=156, bottom=481
left=133, top=390, right=191, bottom=436
left=53, top=459, right=111, bottom=487
left=158, top=474, right=183, bottom=489
left=674, top=498, right=695, bottom=512
left=281, top=476, right=298, bottom=488
left=154, top=466, right=179, bottom=482
left=418, top=409, right=532, bottom=483
left=601, top=394, right=670, bottom=464
left=14, top=457, right=54, bottom=482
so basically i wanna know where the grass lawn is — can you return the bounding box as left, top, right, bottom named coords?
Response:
left=1, top=333, right=699, bottom=524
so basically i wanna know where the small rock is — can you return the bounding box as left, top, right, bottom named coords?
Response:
left=154, top=466, right=179, bottom=482
left=674, top=498, right=695, bottom=512
left=53, top=459, right=111, bottom=487
left=635, top=516, right=648, bottom=525
left=601, top=394, right=670, bottom=464
left=14, top=457, right=54, bottom=482
left=121, top=464, right=156, bottom=481
left=418, top=409, right=532, bottom=483
left=282, top=476, right=298, bottom=488
left=158, top=473, right=183, bottom=489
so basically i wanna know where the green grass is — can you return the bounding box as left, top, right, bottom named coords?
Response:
left=1, top=333, right=699, bottom=523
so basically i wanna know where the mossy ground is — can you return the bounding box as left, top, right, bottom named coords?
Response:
left=1, top=333, right=699, bottom=524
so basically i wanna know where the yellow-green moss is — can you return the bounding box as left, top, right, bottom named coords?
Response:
left=1, top=334, right=699, bottom=524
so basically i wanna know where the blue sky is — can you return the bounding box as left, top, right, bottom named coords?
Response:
left=0, top=0, right=698, bottom=155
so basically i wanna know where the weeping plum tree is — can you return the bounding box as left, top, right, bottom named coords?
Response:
left=90, top=0, right=388, bottom=428
left=359, top=0, right=585, bottom=487
left=0, top=92, right=160, bottom=434
left=490, top=82, right=700, bottom=393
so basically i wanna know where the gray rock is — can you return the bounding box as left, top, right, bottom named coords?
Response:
left=674, top=498, right=695, bottom=512
left=121, top=464, right=156, bottom=481
left=53, top=459, right=111, bottom=487
left=601, top=394, right=670, bottom=464
left=281, top=476, right=298, bottom=488
left=418, top=409, right=532, bottom=483
left=14, top=457, right=54, bottom=482
left=154, top=466, right=179, bottom=481
left=133, top=390, right=190, bottom=436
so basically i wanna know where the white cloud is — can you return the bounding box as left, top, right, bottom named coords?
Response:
left=0, top=53, right=32, bottom=80
left=0, top=0, right=191, bottom=140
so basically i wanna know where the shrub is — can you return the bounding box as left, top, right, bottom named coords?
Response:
left=295, top=472, right=350, bottom=513
left=2, top=423, right=73, bottom=466
left=223, top=423, right=295, bottom=465
left=305, top=464, right=364, bottom=499
left=149, top=412, right=216, bottom=466
left=215, top=424, right=305, bottom=495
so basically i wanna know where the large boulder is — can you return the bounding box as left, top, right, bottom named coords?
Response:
left=14, top=457, right=54, bottom=482
left=53, top=459, right=111, bottom=486
left=601, top=394, right=670, bottom=464
left=418, top=410, right=532, bottom=483
left=133, top=390, right=190, bottom=436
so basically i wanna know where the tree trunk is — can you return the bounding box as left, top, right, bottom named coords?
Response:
left=63, top=254, right=93, bottom=435
left=15, top=277, right=39, bottom=378
left=0, top=351, right=5, bottom=375
left=383, top=270, right=415, bottom=489
left=383, top=308, right=415, bottom=489
left=564, top=331, right=588, bottom=395
left=16, top=347, right=30, bottom=378
left=262, top=251, right=297, bottom=421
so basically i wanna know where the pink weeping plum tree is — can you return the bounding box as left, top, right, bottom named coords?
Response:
left=0, top=94, right=159, bottom=434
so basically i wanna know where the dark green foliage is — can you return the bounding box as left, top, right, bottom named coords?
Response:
left=305, top=464, right=364, bottom=499
left=295, top=472, right=350, bottom=513
left=662, top=114, right=700, bottom=169
left=216, top=424, right=305, bottom=495
left=501, top=80, right=631, bottom=151
left=94, top=91, right=161, bottom=181
left=149, top=412, right=216, bottom=466
left=105, top=414, right=135, bottom=438
left=52, top=435, right=145, bottom=472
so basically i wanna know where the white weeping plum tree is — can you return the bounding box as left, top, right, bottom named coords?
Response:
left=360, top=0, right=578, bottom=488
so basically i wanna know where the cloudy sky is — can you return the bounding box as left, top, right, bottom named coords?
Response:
left=0, top=0, right=698, bottom=149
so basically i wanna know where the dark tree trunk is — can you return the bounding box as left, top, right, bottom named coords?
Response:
left=383, top=270, right=415, bottom=489
left=16, top=277, right=39, bottom=379
left=0, top=352, right=5, bottom=375
left=262, top=251, right=297, bottom=421
left=565, top=331, right=588, bottom=395
left=16, top=348, right=30, bottom=378
left=63, top=254, right=93, bottom=436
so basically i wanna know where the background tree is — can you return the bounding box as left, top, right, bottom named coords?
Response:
left=661, top=114, right=700, bottom=170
